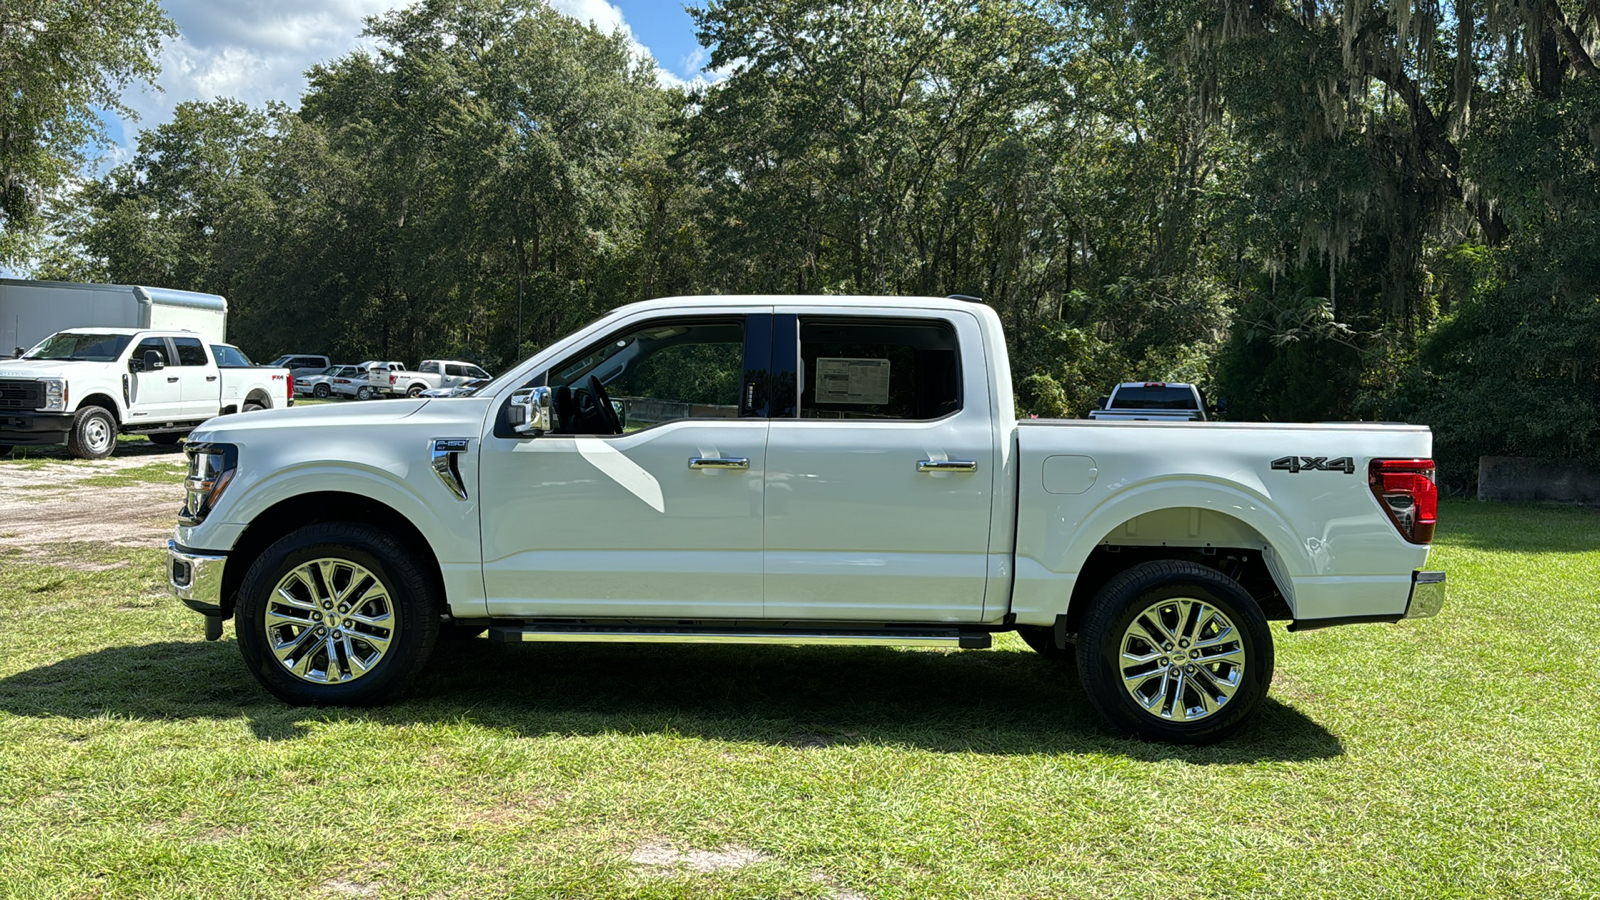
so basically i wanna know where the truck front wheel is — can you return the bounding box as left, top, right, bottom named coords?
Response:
left=234, top=522, right=440, bottom=706
left=66, top=406, right=117, bottom=459
left=1077, top=560, right=1273, bottom=745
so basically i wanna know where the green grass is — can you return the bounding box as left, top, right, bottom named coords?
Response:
left=0, top=500, right=1595, bottom=898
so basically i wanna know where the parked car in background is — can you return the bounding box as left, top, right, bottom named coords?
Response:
left=268, top=354, right=331, bottom=379
left=295, top=365, right=362, bottom=399
left=384, top=359, right=492, bottom=397
left=0, top=328, right=291, bottom=458
left=337, top=361, right=407, bottom=400
left=1088, top=382, right=1218, bottom=422
left=418, top=377, right=491, bottom=398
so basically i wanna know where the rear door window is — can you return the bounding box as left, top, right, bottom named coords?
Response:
left=172, top=337, right=209, bottom=366
left=795, top=319, right=961, bottom=420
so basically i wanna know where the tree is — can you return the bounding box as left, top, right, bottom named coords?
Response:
left=0, top=0, right=172, bottom=264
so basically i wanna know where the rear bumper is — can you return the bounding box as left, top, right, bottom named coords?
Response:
left=1404, top=570, right=1447, bottom=619
left=167, top=539, right=228, bottom=616
left=0, top=411, right=73, bottom=445
left=1286, top=570, right=1446, bottom=632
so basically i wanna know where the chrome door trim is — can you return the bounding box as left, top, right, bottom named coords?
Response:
left=689, top=457, right=750, bottom=470
left=917, top=459, right=978, bottom=473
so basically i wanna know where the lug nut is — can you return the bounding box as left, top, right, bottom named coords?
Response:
left=323, top=601, right=333, bottom=609
left=1179, top=639, right=1189, bottom=648
left=338, top=604, right=348, bottom=614
left=332, top=630, right=343, bottom=639
left=1163, top=642, right=1174, bottom=652
left=315, top=627, right=326, bottom=636
left=342, top=619, right=351, bottom=628
left=312, top=612, right=322, bottom=622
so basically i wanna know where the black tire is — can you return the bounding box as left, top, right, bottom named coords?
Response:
left=147, top=432, right=184, bottom=446
left=1076, top=560, right=1273, bottom=745
left=406, top=384, right=425, bottom=398
left=356, top=386, right=373, bottom=401
left=313, top=383, right=330, bottom=398
left=1016, top=625, right=1077, bottom=666
left=234, top=522, right=441, bottom=706
left=66, top=406, right=117, bottom=459
left=243, top=401, right=265, bottom=413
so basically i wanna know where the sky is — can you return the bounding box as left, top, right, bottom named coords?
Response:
left=102, top=0, right=711, bottom=168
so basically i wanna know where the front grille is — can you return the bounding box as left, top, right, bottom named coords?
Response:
left=0, top=380, right=43, bottom=410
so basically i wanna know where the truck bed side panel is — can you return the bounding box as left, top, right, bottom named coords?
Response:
left=1011, top=420, right=1435, bottom=624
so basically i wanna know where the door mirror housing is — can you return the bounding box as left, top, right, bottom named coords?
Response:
left=135, top=349, right=165, bottom=372
left=508, top=386, right=551, bottom=436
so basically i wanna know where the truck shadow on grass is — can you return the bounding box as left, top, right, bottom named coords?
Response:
left=0, top=638, right=1343, bottom=764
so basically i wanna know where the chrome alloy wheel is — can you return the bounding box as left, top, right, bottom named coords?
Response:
left=1118, top=597, right=1246, bottom=722
left=265, top=558, right=396, bottom=684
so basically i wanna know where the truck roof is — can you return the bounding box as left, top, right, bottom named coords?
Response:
left=619, top=294, right=986, bottom=315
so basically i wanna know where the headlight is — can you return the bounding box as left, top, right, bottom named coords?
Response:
left=40, top=378, right=67, bottom=412
left=180, top=442, right=239, bottom=526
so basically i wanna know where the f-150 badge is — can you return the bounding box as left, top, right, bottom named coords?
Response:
left=1272, top=456, right=1355, bottom=474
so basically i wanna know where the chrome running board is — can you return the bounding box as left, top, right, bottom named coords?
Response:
left=487, top=623, right=992, bottom=650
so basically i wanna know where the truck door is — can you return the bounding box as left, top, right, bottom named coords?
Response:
left=170, top=336, right=220, bottom=418
left=762, top=309, right=995, bottom=622
left=125, top=336, right=183, bottom=420
left=478, top=309, right=771, bottom=619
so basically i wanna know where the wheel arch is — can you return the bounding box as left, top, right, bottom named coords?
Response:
left=218, top=491, right=444, bottom=620
left=244, top=388, right=274, bottom=409
left=1015, top=480, right=1307, bottom=630
left=75, top=392, right=122, bottom=423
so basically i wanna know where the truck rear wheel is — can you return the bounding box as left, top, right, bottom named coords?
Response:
left=66, top=406, right=117, bottom=459
left=1076, top=560, right=1272, bottom=745
left=234, top=522, right=441, bottom=706
left=356, top=386, right=373, bottom=401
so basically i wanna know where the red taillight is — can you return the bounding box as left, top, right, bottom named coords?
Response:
left=389, top=374, right=398, bottom=385
left=287, top=374, right=294, bottom=400
left=1369, top=459, right=1438, bottom=544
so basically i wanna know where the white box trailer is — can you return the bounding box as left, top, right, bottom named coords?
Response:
left=0, top=279, right=228, bottom=357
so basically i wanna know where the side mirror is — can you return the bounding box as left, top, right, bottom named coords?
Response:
left=1096, top=396, right=1109, bottom=410
left=508, top=386, right=551, bottom=436
left=134, top=349, right=165, bottom=372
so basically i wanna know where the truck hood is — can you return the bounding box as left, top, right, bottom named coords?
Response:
left=187, top=396, right=496, bottom=444
left=0, top=359, right=117, bottom=379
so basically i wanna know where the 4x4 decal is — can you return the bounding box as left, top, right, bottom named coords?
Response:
left=1271, top=456, right=1355, bottom=474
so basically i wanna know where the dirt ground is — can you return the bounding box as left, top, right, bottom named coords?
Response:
left=0, top=441, right=188, bottom=551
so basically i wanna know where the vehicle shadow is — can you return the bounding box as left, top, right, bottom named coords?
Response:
left=0, top=639, right=1343, bottom=764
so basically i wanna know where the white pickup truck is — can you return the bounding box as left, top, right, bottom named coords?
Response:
left=0, top=328, right=293, bottom=458
left=165, top=296, right=1444, bottom=744
left=384, top=359, right=493, bottom=398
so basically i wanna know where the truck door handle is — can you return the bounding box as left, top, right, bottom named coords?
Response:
left=918, top=460, right=977, bottom=473
left=205, top=375, right=217, bottom=382
left=166, top=376, right=179, bottom=383
left=689, top=457, right=749, bottom=470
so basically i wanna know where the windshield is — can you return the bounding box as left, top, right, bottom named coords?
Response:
left=1110, top=385, right=1200, bottom=410
left=24, top=332, right=134, bottom=362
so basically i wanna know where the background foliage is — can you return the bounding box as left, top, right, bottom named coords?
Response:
left=8, top=0, right=1600, bottom=488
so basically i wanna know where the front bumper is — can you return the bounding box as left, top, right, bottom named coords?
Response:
left=1404, top=570, right=1447, bottom=619
left=0, top=411, right=73, bottom=445
left=167, top=539, right=228, bottom=615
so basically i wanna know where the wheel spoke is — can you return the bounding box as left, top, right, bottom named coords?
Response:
left=1116, top=593, right=1249, bottom=725
left=266, top=556, right=396, bottom=686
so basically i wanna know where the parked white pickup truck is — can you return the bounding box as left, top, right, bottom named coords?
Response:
left=0, top=328, right=292, bottom=458
left=166, top=296, right=1444, bottom=744
left=1089, top=381, right=1213, bottom=422
left=385, top=359, right=493, bottom=398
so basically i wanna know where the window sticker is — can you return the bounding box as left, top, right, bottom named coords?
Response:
left=815, top=357, right=891, bottom=405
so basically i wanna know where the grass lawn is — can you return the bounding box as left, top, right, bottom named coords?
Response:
left=0, top=500, right=1595, bottom=898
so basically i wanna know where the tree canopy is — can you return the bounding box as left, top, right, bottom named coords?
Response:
left=27, top=0, right=1600, bottom=488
